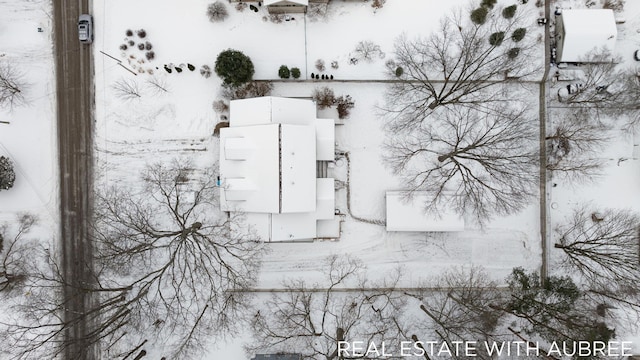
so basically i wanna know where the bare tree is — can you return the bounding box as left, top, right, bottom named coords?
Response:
left=618, top=67, right=640, bottom=129
left=0, top=214, right=36, bottom=292
left=354, top=41, right=383, bottom=62
left=206, top=1, right=228, bottom=22
left=558, top=52, right=640, bottom=130
left=2, top=161, right=264, bottom=359
left=112, top=78, right=142, bottom=100
left=145, top=76, right=170, bottom=95
left=248, top=255, right=406, bottom=359
left=91, top=160, right=264, bottom=357
left=383, top=6, right=537, bottom=131
left=0, top=62, right=27, bottom=110
left=554, top=204, right=640, bottom=288
left=546, top=109, right=610, bottom=183
left=406, top=266, right=510, bottom=360
left=559, top=52, right=625, bottom=110
left=383, top=105, right=538, bottom=223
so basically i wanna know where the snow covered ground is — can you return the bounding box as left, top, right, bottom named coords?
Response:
left=92, top=0, right=546, bottom=357
left=0, top=0, right=58, bottom=243
left=4, top=0, right=639, bottom=357
left=93, top=0, right=544, bottom=287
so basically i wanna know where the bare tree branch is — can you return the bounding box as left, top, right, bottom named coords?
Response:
left=546, top=109, right=610, bottom=183
left=248, top=255, right=406, bottom=359
left=383, top=105, right=538, bottom=223
left=382, top=6, right=538, bottom=131
left=0, top=62, right=28, bottom=110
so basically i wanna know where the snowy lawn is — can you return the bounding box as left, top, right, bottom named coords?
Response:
left=0, top=0, right=58, bottom=242
left=93, top=0, right=547, bottom=357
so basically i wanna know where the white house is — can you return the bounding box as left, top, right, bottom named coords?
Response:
left=385, top=191, right=464, bottom=232
left=555, top=9, right=617, bottom=63
left=219, top=96, right=336, bottom=242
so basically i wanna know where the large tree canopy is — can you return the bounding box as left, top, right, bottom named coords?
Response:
left=214, top=49, right=255, bottom=87
left=383, top=105, right=538, bottom=222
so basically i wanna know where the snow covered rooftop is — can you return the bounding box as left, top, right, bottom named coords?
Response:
left=220, top=97, right=336, bottom=241
left=557, top=9, right=617, bottom=63
left=385, top=191, right=465, bottom=232
left=264, top=0, right=309, bottom=6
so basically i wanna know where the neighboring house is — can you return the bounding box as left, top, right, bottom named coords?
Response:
left=385, top=191, right=465, bottom=232
left=219, top=96, right=338, bottom=242
left=253, top=354, right=303, bottom=360
left=264, top=0, right=308, bottom=13
left=555, top=9, right=617, bottom=63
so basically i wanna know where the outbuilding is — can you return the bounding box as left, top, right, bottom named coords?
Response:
left=555, top=9, right=617, bottom=63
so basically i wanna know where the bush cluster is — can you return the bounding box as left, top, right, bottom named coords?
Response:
left=502, top=5, right=517, bottom=18
left=0, top=156, right=16, bottom=191
left=278, top=65, right=290, bottom=79
left=470, top=7, right=488, bottom=24
left=489, top=31, right=505, bottom=46
left=512, top=28, right=526, bottom=42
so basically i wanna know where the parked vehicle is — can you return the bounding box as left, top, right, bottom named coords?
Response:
left=78, top=14, right=93, bottom=44
left=557, top=83, right=583, bottom=101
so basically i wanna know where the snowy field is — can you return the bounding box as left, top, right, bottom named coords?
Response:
left=0, top=1, right=58, bottom=245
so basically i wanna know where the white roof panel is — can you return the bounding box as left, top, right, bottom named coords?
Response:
left=229, top=97, right=273, bottom=126
left=386, top=191, right=464, bottom=232
left=219, top=125, right=280, bottom=213
left=316, top=178, right=335, bottom=220
left=271, top=212, right=316, bottom=241
left=313, top=118, right=335, bottom=161
left=559, top=9, right=617, bottom=62
left=280, top=125, right=316, bottom=213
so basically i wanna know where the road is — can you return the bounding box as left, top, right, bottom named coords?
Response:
left=539, top=0, right=552, bottom=283
left=52, top=0, right=95, bottom=358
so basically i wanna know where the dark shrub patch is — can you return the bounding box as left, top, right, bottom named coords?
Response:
left=489, top=31, right=505, bottom=46
left=502, top=5, right=517, bottom=18
left=278, top=65, right=290, bottom=79
left=470, top=7, right=488, bottom=24
left=512, top=28, right=526, bottom=42
left=481, top=0, right=497, bottom=8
